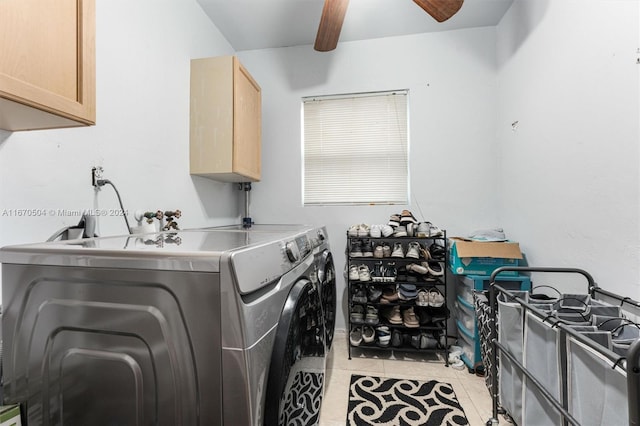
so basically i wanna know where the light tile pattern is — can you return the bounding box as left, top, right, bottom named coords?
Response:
left=319, top=330, right=494, bottom=426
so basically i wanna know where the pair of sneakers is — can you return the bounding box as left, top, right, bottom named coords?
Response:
left=350, top=240, right=376, bottom=258
left=354, top=264, right=370, bottom=281
left=374, top=243, right=392, bottom=258
left=406, top=241, right=422, bottom=259
left=370, top=224, right=394, bottom=238
left=350, top=325, right=375, bottom=346
left=391, top=243, right=406, bottom=258
left=351, top=304, right=380, bottom=325
left=348, top=265, right=370, bottom=281
left=416, top=288, right=445, bottom=307
left=348, top=224, right=371, bottom=237
left=415, top=222, right=444, bottom=238
left=371, top=263, right=396, bottom=282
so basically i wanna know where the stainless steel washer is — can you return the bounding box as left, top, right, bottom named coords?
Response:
left=212, top=224, right=336, bottom=350
left=0, top=226, right=332, bottom=425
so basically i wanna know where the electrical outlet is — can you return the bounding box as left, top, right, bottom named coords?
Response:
left=91, top=166, right=104, bottom=187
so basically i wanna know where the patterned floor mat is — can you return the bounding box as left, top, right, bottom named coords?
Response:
left=347, top=374, right=469, bottom=426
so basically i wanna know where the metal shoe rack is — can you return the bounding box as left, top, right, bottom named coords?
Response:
left=484, top=266, right=640, bottom=426
left=346, top=230, right=449, bottom=363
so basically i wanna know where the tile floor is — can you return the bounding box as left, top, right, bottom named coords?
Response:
left=319, top=330, right=494, bottom=426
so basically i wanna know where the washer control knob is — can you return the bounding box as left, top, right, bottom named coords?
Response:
left=285, top=241, right=299, bottom=262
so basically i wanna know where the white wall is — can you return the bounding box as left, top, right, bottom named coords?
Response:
left=496, top=0, right=640, bottom=295
left=238, top=28, right=500, bottom=329
left=0, top=0, right=242, bottom=251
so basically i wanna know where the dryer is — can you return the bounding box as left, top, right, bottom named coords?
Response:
left=0, top=226, right=332, bottom=425
left=213, top=224, right=336, bottom=350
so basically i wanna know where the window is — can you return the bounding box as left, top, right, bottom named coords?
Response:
left=302, top=90, right=409, bottom=205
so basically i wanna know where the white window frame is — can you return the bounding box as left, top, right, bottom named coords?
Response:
left=301, top=90, right=409, bottom=206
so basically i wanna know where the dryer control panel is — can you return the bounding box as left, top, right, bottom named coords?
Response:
left=284, top=235, right=310, bottom=263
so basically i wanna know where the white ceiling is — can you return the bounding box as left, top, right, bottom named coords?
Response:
left=197, top=0, right=514, bottom=51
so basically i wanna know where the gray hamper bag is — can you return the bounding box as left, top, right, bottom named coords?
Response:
left=523, top=311, right=563, bottom=426
left=497, top=291, right=529, bottom=425
left=567, top=335, right=628, bottom=426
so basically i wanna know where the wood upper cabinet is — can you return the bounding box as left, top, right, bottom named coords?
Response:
left=190, top=56, right=261, bottom=183
left=0, top=0, right=95, bottom=131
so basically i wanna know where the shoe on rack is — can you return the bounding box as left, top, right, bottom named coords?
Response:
left=428, top=288, right=445, bottom=307
left=425, top=261, right=444, bottom=277
left=381, top=285, right=399, bottom=303
left=393, top=225, right=408, bottom=237
left=402, top=307, right=420, bottom=328
left=384, top=264, right=397, bottom=282
left=376, top=326, right=391, bottom=347
left=362, top=326, right=375, bottom=343
left=391, top=329, right=402, bottom=347
left=368, top=286, right=382, bottom=303
left=362, top=240, right=374, bottom=257
left=381, top=224, right=394, bottom=237
left=406, top=223, right=415, bottom=237
left=382, top=243, right=392, bottom=258
left=391, top=243, right=405, bottom=258
left=416, top=307, right=432, bottom=325
left=373, top=244, right=384, bottom=258
left=388, top=214, right=401, bottom=227
left=429, top=242, right=446, bottom=259
left=352, top=285, right=367, bottom=304
left=369, top=224, right=382, bottom=238
left=400, top=209, right=418, bottom=225
left=416, top=222, right=430, bottom=238
left=357, top=224, right=370, bottom=237
left=358, top=264, right=371, bottom=281
left=420, top=332, right=438, bottom=349
left=350, top=305, right=365, bottom=324
left=350, top=326, right=363, bottom=346
left=419, top=246, right=431, bottom=260
left=396, top=265, right=407, bottom=282
left=428, top=223, right=443, bottom=237
left=383, top=305, right=403, bottom=325
left=349, top=240, right=363, bottom=257
left=348, top=224, right=360, bottom=237
left=398, top=283, right=418, bottom=301
left=407, top=263, right=428, bottom=275
left=348, top=265, right=359, bottom=281
left=365, top=305, right=380, bottom=325
left=411, top=333, right=422, bottom=349
left=370, top=263, right=384, bottom=282
left=406, top=241, right=421, bottom=259
left=416, top=289, right=429, bottom=307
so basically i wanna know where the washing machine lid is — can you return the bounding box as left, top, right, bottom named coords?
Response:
left=0, top=228, right=302, bottom=276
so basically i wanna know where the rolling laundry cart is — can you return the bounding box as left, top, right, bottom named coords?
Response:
left=484, top=266, right=640, bottom=426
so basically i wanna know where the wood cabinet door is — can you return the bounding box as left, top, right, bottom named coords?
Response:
left=0, top=0, right=95, bottom=130
left=233, top=58, right=261, bottom=182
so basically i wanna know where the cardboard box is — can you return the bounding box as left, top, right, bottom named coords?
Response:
left=448, top=237, right=523, bottom=276
left=0, top=405, right=21, bottom=426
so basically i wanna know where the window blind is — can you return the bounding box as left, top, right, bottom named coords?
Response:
left=302, top=91, right=409, bottom=205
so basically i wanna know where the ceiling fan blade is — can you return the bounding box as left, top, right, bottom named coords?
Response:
left=413, top=0, right=464, bottom=23
left=314, top=0, right=349, bottom=52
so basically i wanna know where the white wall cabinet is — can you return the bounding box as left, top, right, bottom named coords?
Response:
left=0, top=0, right=95, bottom=131
left=190, top=56, right=261, bottom=183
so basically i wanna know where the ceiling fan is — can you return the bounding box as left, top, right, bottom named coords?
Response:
left=314, top=0, right=464, bottom=52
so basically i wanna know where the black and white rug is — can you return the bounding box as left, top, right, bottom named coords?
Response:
left=347, top=375, right=469, bottom=426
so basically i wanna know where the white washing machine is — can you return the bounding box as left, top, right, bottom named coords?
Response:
left=0, top=225, right=332, bottom=425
